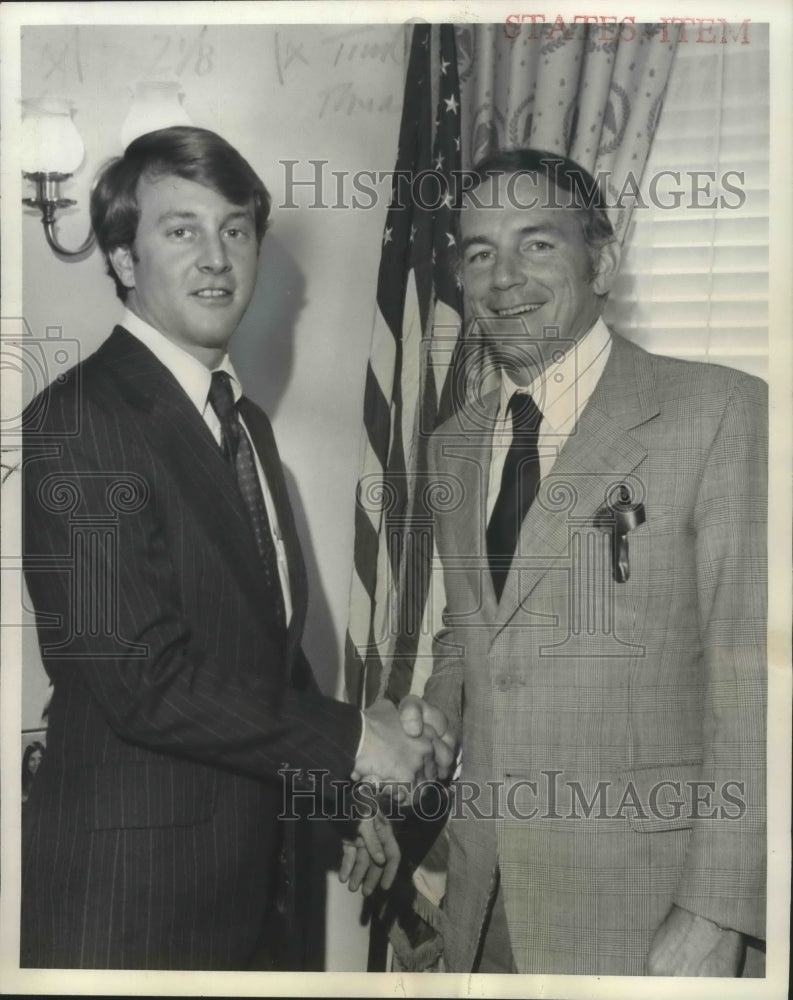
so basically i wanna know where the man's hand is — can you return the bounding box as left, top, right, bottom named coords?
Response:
left=339, top=808, right=400, bottom=896
left=354, top=699, right=434, bottom=787
left=399, top=694, right=457, bottom=781
left=646, top=904, right=745, bottom=976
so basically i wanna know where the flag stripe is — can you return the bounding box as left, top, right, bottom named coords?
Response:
left=362, top=362, right=392, bottom=472
left=346, top=23, right=463, bottom=709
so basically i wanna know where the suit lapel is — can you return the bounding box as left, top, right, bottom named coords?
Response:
left=238, top=398, right=307, bottom=654
left=442, top=389, right=500, bottom=623
left=96, top=327, right=280, bottom=627
left=491, top=334, right=660, bottom=636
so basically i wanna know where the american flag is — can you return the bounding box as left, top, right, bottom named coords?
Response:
left=345, top=23, right=464, bottom=712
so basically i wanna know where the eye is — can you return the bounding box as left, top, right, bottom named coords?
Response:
left=465, top=248, right=494, bottom=265
left=167, top=227, right=194, bottom=240
left=523, top=240, right=552, bottom=252
left=224, top=226, right=250, bottom=240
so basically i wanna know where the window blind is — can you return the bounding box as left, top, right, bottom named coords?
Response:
left=604, top=26, right=769, bottom=380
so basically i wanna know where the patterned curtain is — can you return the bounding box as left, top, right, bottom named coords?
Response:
left=455, top=22, right=680, bottom=241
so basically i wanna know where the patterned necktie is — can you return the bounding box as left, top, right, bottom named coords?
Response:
left=486, top=392, right=543, bottom=601
left=208, top=370, right=286, bottom=629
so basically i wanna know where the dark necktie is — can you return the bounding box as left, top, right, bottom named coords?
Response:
left=486, top=392, right=543, bottom=601
left=208, top=370, right=286, bottom=628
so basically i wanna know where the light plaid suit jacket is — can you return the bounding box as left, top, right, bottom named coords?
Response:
left=424, top=332, right=767, bottom=975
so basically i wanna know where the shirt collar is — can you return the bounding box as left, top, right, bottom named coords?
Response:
left=121, top=308, right=242, bottom=412
left=499, top=317, right=612, bottom=433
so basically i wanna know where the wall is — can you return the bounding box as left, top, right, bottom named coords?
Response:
left=15, top=20, right=769, bottom=973
left=19, top=22, right=407, bottom=971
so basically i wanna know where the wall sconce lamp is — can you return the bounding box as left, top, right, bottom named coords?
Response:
left=22, top=85, right=192, bottom=263
left=21, top=95, right=95, bottom=261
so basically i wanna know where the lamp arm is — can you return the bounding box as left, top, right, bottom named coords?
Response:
left=22, top=172, right=96, bottom=261
left=40, top=213, right=96, bottom=260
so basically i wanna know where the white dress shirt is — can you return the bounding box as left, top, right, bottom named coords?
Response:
left=121, top=309, right=292, bottom=622
left=486, top=317, right=612, bottom=520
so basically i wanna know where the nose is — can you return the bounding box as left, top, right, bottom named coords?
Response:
left=491, top=251, right=525, bottom=291
left=197, top=234, right=231, bottom=273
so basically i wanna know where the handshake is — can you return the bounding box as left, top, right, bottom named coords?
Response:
left=354, top=694, right=456, bottom=789
left=340, top=695, right=457, bottom=897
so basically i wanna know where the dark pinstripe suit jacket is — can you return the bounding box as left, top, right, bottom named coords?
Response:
left=21, top=326, right=360, bottom=970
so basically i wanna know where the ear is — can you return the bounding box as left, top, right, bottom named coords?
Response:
left=591, top=238, right=621, bottom=296
left=108, top=245, right=137, bottom=291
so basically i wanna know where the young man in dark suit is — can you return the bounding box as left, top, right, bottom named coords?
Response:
left=21, top=126, right=451, bottom=970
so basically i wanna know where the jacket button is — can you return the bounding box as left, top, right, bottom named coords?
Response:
left=496, top=673, right=512, bottom=690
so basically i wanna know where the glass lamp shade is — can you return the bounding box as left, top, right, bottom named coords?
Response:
left=21, top=95, right=85, bottom=175
left=120, top=81, right=192, bottom=149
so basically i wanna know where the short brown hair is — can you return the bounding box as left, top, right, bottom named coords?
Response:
left=90, top=126, right=271, bottom=300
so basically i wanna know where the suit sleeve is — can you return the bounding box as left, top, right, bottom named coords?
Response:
left=673, top=373, right=767, bottom=939
left=23, top=398, right=361, bottom=787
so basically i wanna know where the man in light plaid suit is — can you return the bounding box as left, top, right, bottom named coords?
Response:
left=394, top=148, right=767, bottom=976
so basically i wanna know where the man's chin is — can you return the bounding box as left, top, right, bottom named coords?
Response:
left=191, top=321, right=240, bottom=350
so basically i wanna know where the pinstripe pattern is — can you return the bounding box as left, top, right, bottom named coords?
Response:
left=21, top=326, right=361, bottom=969
left=424, top=334, right=767, bottom=974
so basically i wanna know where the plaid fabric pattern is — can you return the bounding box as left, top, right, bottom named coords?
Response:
left=424, top=334, right=767, bottom=974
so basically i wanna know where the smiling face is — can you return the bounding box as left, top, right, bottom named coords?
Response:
left=459, top=172, right=620, bottom=382
left=109, top=173, right=260, bottom=368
